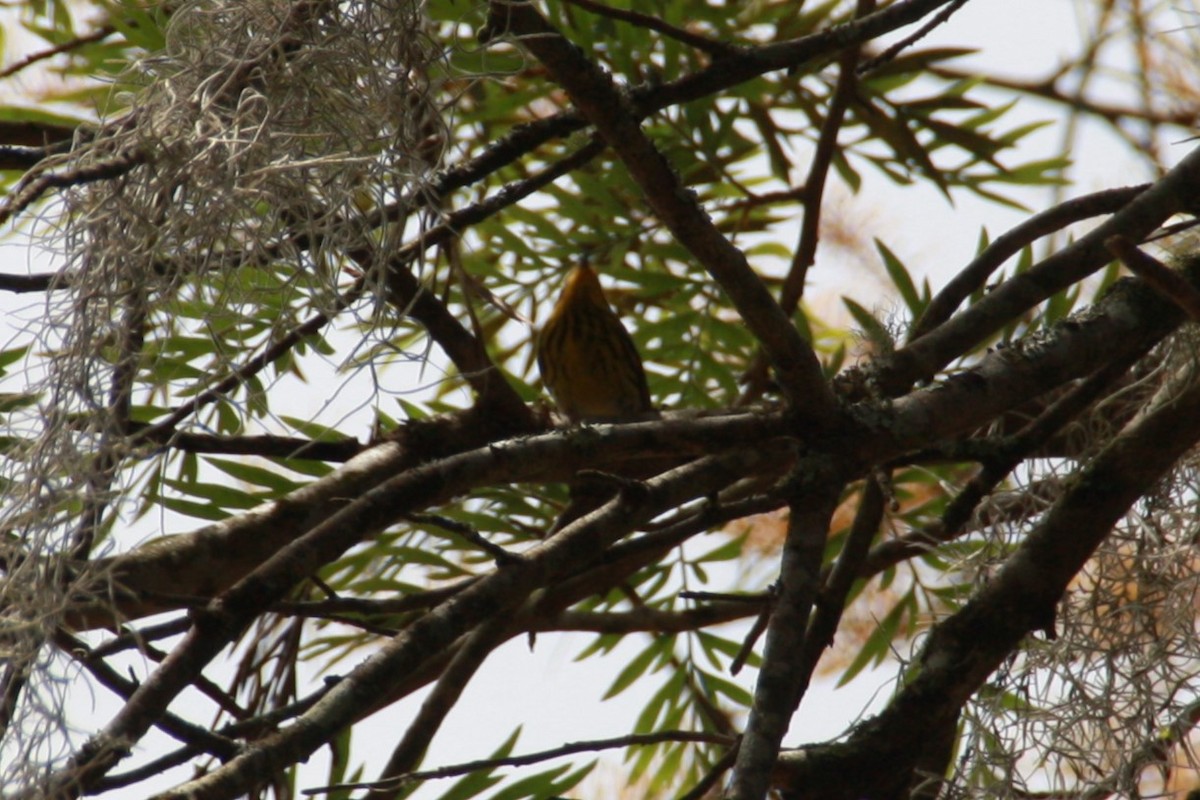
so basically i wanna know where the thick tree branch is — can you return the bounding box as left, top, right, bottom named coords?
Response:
left=272, top=495, right=791, bottom=763
left=910, top=185, right=1149, bottom=341
left=729, top=469, right=842, bottom=800
left=861, top=345, right=1150, bottom=578
left=51, top=262, right=1194, bottom=631
left=56, top=410, right=777, bottom=629
left=776, top=346, right=1200, bottom=799
left=143, top=444, right=792, bottom=800
left=2, top=260, right=1176, bottom=794
left=881, top=143, right=1200, bottom=395
left=21, top=261, right=1198, bottom=797
left=0, top=272, right=63, bottom=293
left=29, top=417, right=789, bottom=797
left=871, top=272, right=1190, bottom=458
left=365, top=615, right=514, bottom=800
left=800, top=477, right=887, bottom=695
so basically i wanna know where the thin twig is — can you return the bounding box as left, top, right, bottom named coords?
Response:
left=306, top=730, right=734, bottom=795
left=405, top=512, right=522, bottom=565
left=365, top=615, right=516, bottom=799
left=560, top=0, right=734, bottom=56
left=0, top=25, right=116, bottom=79
left=857, top=0, right=970, bottom=74
left=53, top=632, right=242, bottom=761
left=274, top=581, right=474, bottom=619
left=730, top=582, right=776, bottom=675
left=0, top=147, right=145, bottom=227
left=128, top=427, right=363, bottom=462
left=135, top=640, right=250, bottom=721
left=90, top=617, right=194, bottom=658
left=678, top=589, right=771, bottom=604
left=128, top=277, right=366, bottom=447
left=741, top=0, right=874, bottom=404
left=676, top=740, right=740, bottom=800
left=927, top=62, right=1200, bottom=131
left=95, top=677, right=343, bottom=791
left=782, top=0, right=874, bottom=312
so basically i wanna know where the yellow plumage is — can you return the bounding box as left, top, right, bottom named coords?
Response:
left=536, top=263, right=652, bottom=422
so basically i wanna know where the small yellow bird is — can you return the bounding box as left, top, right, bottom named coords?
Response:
left=536, top=262, right=652, bottom=422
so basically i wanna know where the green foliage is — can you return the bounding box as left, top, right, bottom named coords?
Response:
left=0, top=0, right=1185, bottom=798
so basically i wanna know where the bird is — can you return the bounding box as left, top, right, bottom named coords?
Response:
left=536, top=261, right=652, bottom=422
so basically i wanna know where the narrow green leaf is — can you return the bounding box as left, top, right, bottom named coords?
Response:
left=159, top=496, right=230, bottom=521
left=875, top=239, right=923, bottom=318
left=0, top=346, right=29, bottom=373
left=842, top=298, right=894, bottom=354
left=206, top=457, right=303, bottom=493
left=837, top=591, right=914, bottom=686
left=603, top=636, right=671, bottom=700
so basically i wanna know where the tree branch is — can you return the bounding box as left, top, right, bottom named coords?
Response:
left=909, top=185, right=1149, bottom=341
left=142, top=444, right=793, bottom=800
left=861, top=345, right=1150, bottom=578
left=740, top=0, right=875, bottom=404
left=0, top=272, right=64, bottom=293
left=57, top=261, right=1196, bottom=632
left=559, top=0, right=734, bottom=56
left=882, top=143, right=1200, bottom=395
left=927, top=62, right=1200, bottom=132
left=1106, top=234, right=1200, bottom=321
left=129, top=427, right=364, bottom=462
left=0, top=147, right=145, bottom=227
left=729, top=467, right=842, bottom=800
left=776, top=345, right=1200, bottom=799
left=0, top=25, right=116, bottom=79
left=365, top=615, right=515, bottom=799
left=312, top=730, right=734, bottom=796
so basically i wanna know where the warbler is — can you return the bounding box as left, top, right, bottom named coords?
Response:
left=536, top=262, right=652, bottom=422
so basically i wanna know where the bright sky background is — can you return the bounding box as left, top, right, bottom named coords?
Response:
left=0, top=0, right=1192, bottom=797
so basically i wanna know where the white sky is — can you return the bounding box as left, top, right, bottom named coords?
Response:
left=1, top=0, right=1192, bottom=797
